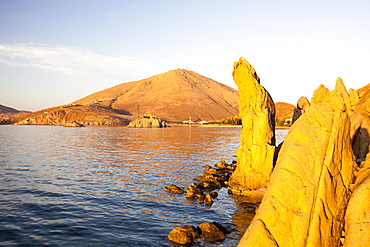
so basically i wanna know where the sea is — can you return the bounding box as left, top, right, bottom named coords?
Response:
left=0, top=125, right=288, bottom=246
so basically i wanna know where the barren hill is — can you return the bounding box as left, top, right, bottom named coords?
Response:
left=0, top=104, right=20, bottom=114
left=11, top=69, right=239, bottom=126
left=275, top=102, right=295, bottom=119
left=74, top=69, right=239, bottom=122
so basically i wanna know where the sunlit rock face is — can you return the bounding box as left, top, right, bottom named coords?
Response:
left=228, top=57, right=276, bottom=194
left=239, top=83, right=356, bottom=246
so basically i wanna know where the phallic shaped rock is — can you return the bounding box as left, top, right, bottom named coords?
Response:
left=162, top=184, right=184, bottom=194
left=197, top=222, right=226, bottom=242
left=168, top=225, right=199, bottom=244
left=239, top=83, right=356, bottom=246
left=228, top=57, right=276, bottom=194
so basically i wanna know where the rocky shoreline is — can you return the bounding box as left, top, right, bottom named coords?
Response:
left=163, top=160, right=239, bottom=244
left=228, top=57, right=370, bottom=246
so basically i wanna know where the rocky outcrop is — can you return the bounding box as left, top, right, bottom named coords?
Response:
left=292, top=96, right=310, bottom=123
left=228, top=57, right=276, bottom=194
left=239, top=81, right=356, bottom=246
left=127, top=113, right=167, bottom=128
left=14, top=105, right=130, bottom=126
left=351, top=89, right=370, bottom=163
left=343, top=155, right=370, bottom=247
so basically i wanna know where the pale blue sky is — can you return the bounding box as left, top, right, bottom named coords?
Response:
left=1, top=0, right=370, bottom=111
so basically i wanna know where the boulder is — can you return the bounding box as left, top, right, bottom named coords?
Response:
left=185, top=183, right=204, bottom=198
left=239, top=83, right=356, bottom=246
left=228, top=57, right=276, bottom=194
left=162, top=184, right=184, bottom=194
left=168, top=225, right=199, bottom=244
left=197, top=222, right=226, bottom=242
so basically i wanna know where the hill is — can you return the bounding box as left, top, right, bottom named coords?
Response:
left=0, top=104, right=20, bottom=114
left=73, top=69, right=239, bottom=122
left=12, top=69, right=239, bottom=126
left=275, top=102, right=295, bottom=119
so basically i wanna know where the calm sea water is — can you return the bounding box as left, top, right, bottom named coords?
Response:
left=0, top=125, right=288, bottom=246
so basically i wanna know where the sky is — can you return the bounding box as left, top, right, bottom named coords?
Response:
left=1, top=0, right=370, bottom=111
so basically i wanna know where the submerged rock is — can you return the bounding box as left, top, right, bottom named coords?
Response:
left=228, top=57, right=276, bottom=194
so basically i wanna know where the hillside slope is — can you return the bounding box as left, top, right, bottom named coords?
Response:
left=74, top=69, right=239, bottom=122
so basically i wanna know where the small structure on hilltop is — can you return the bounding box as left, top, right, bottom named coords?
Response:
left=128, top=112, right=167, bottom=128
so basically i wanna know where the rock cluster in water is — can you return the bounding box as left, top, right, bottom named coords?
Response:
left=168, top=222, right=236, bottom=244
left=164, top=160, right=237, bottom=244
left=230, top=58, right=370, bottom=246
left=127, top=112, right=167, bottom=128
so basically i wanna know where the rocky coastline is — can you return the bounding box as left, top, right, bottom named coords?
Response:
left=230, top=58, right=370, bottom=246
left=165, top=57, right=370, bottom=246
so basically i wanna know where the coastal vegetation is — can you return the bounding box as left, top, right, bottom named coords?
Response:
left=208, top=116, right=242, bottom=125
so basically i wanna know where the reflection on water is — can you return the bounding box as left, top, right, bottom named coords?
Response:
left=0, top=126, right=288, bottom=246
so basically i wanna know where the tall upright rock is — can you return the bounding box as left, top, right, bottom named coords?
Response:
left=228, top=57, right=276, bottom=194
left=239, top=83, right=356, bottom=246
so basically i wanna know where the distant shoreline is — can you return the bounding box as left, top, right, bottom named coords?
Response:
left=169, top=123, right=291, bottom=129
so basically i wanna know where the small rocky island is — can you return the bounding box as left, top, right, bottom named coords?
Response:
left=128, top=112, right=167, bottom=128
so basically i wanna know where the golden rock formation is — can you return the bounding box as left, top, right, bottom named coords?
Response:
left=343, top=154, right=370, bottom=247
left=228, top=57, right=276, bottom=194
left=239, top=82, right=356, bottom=246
